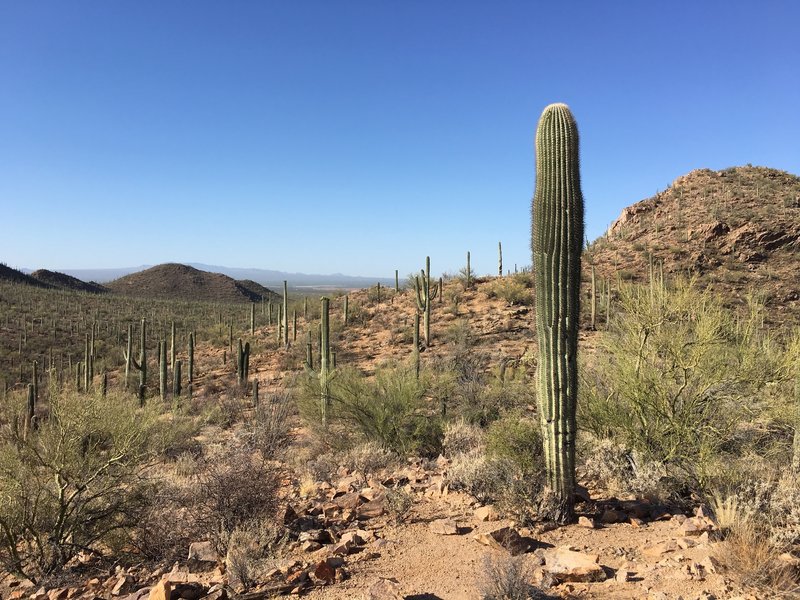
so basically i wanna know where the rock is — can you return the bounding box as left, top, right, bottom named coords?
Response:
left=679, top=516, right=715, bottom=536
left=629, top=517, right=645, bottom=528
left=357, top=499, right=385, bottom=520
left=600, top=508, right=627, bottom=524
left=313, top=560, right=336, bottom=584
left=364, top=577, right=403, bottom=599
left=643, top=540, right=679, bottom=558
left=110, top=576, right=134, bottom=596
left=331, top=538, right=357, bottom=555
left=171, top=582, right=206, bottom=600
left=577, top=516, right=596, bottom=529
left=615, top=569, right=631, bottom=583
left=429, top=518, right=459, bottom=535
left=301, top=540, right=322, bottom=552
left=285, top=569, right=309, bottom=586
left=147, top=581, right=170, bottom=600
left=474, top=505, right=499, bottom=522
left=473, top=527, right=531, bottom=556
left=188, top=541, right=218, bottom=564
left=47, top=589, right=70, bottom=600
left=119, top=590, right=150, bottom=600
left=335, top=491, right=362, bottom=510
left=279, top=504, right=298, bottom=524
left=543, top=547, right=607, bottom=583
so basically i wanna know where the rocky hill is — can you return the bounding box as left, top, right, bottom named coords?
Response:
left=106, top=263, right=280, bottom=303
left=0, top=263, right=50, bottom=288
left=588, top=165, right=800, bottom=323
left=29, top=269, right=108, bottom=294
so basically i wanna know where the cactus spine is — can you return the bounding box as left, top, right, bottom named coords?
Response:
left=532, top=103, right=584, bottom=523
left=414, top=256, right=438, bottom=347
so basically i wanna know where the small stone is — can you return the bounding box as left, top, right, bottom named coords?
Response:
left=680, top=517, right=715, bottom=537
left=600, top=509, right=627, bottom=524
left=474, top=505, right=499, bottom=522
left=429, top=518, right=459, bottom=535
left=473, top=527, right=531, bottom=556
left=643, top=540, right=679, bottom=558
left=47, top=589, right=70, bottom=600
left=615, top=569, right=631, bottom=583
left=313, top=560, right=336, bottom=584
left=577, top=516, right=596, bottom=529
left=543, top=547, right=607, bottom=583
left=147, top=581, right=170, bottom=600
left=302, top=541, right=322, bottom=552
left=357, top=498, right=385, bottom=520
left=365, top=577, right=403, bottom=599
left=171, top=583, right=205, bottom=600
left=188, top=541, right=218, bottom=564
left=630, top=517, right=645, bottom=528
left=335, top=491, right=362, bottom=510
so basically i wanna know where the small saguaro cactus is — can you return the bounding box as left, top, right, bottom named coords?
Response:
left=126, top=319, right=147, bottom=403
left=173, top=360, right=182, bottom=397
left=413, top=312, right=420, bottom=379
left=343, top=295, right=349, bottom=326
left=531, top=103, right=584, bottom=523
left=159, top=340, right=167, bottom=401
left=237, top=339, right=250, bottom=387
left=413, top=256, right=438, bottom=347
left=319, top=297, right=332, bottom=426
left=282, top=281, right=289, bottom=347
left=25, top=383, right=35, bottom=440
left=187, top=331, right=195, bottom=396
left=498, top=242, right=503, bottom=277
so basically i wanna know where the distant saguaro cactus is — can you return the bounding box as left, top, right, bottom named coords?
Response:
left=532, top=103, right=584, bottom=523
left=414, top=256, right=438, bottom=346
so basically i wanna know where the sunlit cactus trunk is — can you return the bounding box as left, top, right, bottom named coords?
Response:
left=532, top=103, right=584, bottom=523
left=320, top=297, right=331, bottom=427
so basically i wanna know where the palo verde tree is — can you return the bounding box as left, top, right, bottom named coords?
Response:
left=531, top=103, right=584, bottom=523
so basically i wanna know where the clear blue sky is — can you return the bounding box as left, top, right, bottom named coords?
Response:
left=1, top=1, right=798, bottom=278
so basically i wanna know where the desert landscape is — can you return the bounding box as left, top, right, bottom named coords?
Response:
left=2, top=3, right=799, bottom=599
left=1, top=162, right=799, bottom=599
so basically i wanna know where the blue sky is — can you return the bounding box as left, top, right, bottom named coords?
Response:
left=1, top=1, right=798, bottom=278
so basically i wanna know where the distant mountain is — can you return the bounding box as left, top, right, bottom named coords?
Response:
left=105, top=263, right=280, bottom=303
left=35, top=264, right=394, bottom=289
left=184, top=263, right=396, bottom=289
left=30, top=269, right=108, bottom=294
left=0, top=263, right=49, bottom=287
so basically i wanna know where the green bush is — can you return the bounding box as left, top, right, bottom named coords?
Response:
left=484, top=274, right=534, bottom=306
left=486, top=413, right=543, bottom=476
left=0, top=389, right=170, bottom=581
left=298, top=364, right=443, bottom=457
left=580, top=279, right=790, bottom=490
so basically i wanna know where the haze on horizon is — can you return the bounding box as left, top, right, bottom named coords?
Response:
left=1, top=1, right=798, bottom=279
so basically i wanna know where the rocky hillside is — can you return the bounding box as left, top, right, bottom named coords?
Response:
left=106, top=263, right=280, bottom=303
left=0, top=263, right=49, bottom=288
left=29, top=269, right=108, bottom=294
left=589, top=165, right=800, bottom=323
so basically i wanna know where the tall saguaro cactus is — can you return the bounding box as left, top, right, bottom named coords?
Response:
left=319, top=297, right=331, bottom=427
left=531, top=103, right=584, bottom=523
left=414, top=256, right=438, bottom=346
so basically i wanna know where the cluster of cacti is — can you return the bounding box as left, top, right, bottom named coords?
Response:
left=532, top=103, right=584, bottom=523
left=414, top=256, right=438, bottom=346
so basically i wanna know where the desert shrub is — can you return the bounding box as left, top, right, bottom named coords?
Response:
left=384, top=488, right=414, bottom=523
left=443, top=419, right=486, bottom=458
left=580, top=278, right=787, bottom=490
left=578, top=436, right=671, bottom=501
left=448, top=450, right=515, bottom=504
left=486, top=413, right=542, bottom=476
left=299, top=364, right=443, bottom=457
left=712, top=502, right=800, bottom=597
left=240, top=389, right=293, bottom=457
left=484, top=274, right=534, bottom=306
left=0, top=389, right=168, bottom=581
left=192, top=442, right=282, bottom=554
left=226, top=518, right=286, bottom=591
left=478, top=552, right=545, bottom=600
